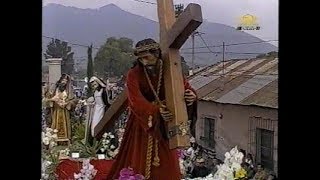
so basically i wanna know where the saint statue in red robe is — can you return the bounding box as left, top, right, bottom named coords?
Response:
left=107, top=38, right=197, bottom=180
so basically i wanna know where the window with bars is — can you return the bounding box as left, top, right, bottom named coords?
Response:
left=204, top=117, right=215, bottom=148
left=256, top=128, right=274, bottom=170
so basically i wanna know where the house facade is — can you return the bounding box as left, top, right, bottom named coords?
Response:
left=189, top=57, right=278, bottom=174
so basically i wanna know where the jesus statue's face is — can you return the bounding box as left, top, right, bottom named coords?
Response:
left=139, top=52, right=158, bottom=66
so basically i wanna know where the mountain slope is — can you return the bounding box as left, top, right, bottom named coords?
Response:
left=42, top=3, right=277, bottom=67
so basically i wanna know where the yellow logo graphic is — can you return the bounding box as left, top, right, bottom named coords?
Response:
left=236, top=14, right=260, bottom=30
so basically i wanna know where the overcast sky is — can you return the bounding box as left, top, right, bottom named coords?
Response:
left=43, top=0, right=278, bottom=47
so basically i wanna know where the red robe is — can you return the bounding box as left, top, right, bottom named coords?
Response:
left=107, top=64, right=197, bottom=180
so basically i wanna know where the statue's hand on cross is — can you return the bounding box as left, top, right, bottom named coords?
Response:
left=185, top=89, right=196, bottom=106
left=159, top=104, right=173, bottom=122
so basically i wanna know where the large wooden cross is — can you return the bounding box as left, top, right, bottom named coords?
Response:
left=94, top=1, right=202, bottom=149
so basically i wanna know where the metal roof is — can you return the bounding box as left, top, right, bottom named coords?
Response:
left=188, top=57, right=278, bottom=109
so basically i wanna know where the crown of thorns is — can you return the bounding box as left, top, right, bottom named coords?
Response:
left=133, top=43, right=160, bottom=56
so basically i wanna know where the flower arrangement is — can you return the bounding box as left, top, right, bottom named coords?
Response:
left=234, top=167, right=247, bottom=180
left=42, top=128, right=58, bottom=149
left=59, top=148, right=70, bottom=159
left=181, top=146, right=245, bottom=180
left=74, top=159, right=98, bottom=180
left=117, top=128, right=125, bottom=145
left=41, top=159, right=52, bottom=179
left=118, top=167, right=145, bottom=180
left=41, top=127, right=60, bottom=179
left=212, top=146, right=244, bottom=180
left=177, top=149, right=186, bottom=159
left=177, top=149, right=187, bottom=177
left=100, top=132, right=117, bottom=159
left=41, top=151, right=60, bottom=179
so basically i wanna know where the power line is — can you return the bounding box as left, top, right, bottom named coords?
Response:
left=198, top=33, right=218, bottom=57
left=42, top=35, right=100, bottom=50
left=181, top=40, right=278, bottom=50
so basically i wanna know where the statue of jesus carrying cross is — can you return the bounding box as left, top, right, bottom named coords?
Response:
left=99, top=1, right=202, bottom=178
left=106, top=38, right=198, bottom=180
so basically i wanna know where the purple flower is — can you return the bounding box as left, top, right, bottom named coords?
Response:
left=118, top=167, right=145, bottom=180
left=134, top=174, right=145, bottom=180
left=177, top=149, right=185, bottom=159
left=120, top=167, right=134, bottom=177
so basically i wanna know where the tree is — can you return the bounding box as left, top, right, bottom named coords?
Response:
left=87, top=44, right=94, bottom=97
left=94, top=37, right=135, bottom=78
left=44, top=39, right=75, bottom=75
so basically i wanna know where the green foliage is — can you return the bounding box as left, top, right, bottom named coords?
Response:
left=94, top=37, right=135, bottom=78
left=42, top=145, right=63, bottom=179
left=71, top=139, right=102, bottom=158
left=44, top=38, right=75, bottom=75
left=45, top=153, right=60, bottom=179
left=72, top=122, right=86, bottom=142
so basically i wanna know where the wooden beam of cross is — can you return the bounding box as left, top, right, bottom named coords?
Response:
left=94, top=2, right=202, bottom=149
left=157, top=1, right=202, bottom=149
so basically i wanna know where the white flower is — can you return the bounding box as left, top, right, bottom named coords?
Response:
left=45, top=131, right=51, bottom=137
left=46, top=160, right=52, bottom=166
left=102, top=133, right=108, bottom=138
left=109, top=134, right=115, bottom=139
left=49, top=141, right=57, bottom=148
left=42, top=132, right=45, bottom=139
left=74, top=173, right=82, bottom=179
left=231, top=162, right=241, bottom=171
left=110, top=145, right=115, bottom=150
left=230, top=146, right=238, bottom=156
left=224, top=152, right=231, bottom=159
left=106, top=140, right=110, bottom=144
left=53, top=129, right=58, bottom=133
left=41, top=173, right=49, bottom=179
left=100, top=148, right=105, bottom=152
left=51, top=134, right=58, bottom=139
left=43, top=137, right=50, bottom=145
